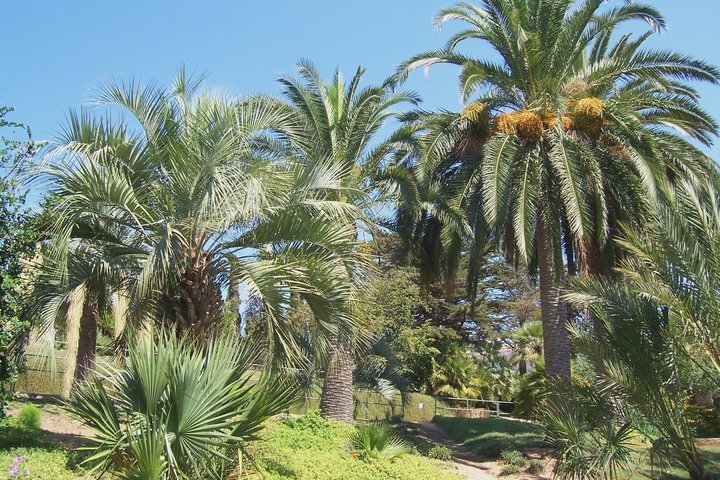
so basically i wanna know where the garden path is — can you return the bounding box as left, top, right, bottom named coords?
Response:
left=412, top=421, right=549, bottom=480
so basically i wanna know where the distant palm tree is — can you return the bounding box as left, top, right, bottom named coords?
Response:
left=511, top=320, right=543, bottom=375
left=274, top=60, right=418, bottom=422
left=398, top=0, right=719, bottom=378
left=33, top=71, right=366, bottom=389
left=430, top=351, right=487, bottom=398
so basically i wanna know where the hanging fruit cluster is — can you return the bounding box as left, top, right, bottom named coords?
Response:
left=460, top=96, right=605, bottom=141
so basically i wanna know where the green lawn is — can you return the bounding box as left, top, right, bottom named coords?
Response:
left=433, top=416, right=545, bottom=457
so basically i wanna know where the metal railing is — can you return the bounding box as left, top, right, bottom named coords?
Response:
left=433, top=396, right=515, bottom=418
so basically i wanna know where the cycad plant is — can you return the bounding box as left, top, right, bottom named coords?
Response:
left=67, top=333, right=295, bottom=479
left=397, top=0, right=719, bottom=379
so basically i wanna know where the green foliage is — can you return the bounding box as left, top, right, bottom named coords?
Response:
left=500, top=449, right=527, bottom=467
left=433, top=417, right=544, bottom=457
left=429, top=350, right=487, bottom=399
left=0, top=107, right=39, bottom=420
left=542, top=390, right=636, bottom=480
left=15, top=405, right=40, bottom=431
left=250, top=412, right=461, bottom=480
left=348, top=422, right=411, bottom=462
left=66, top=333, right=295, bottom=479
left=424, top=443, right=452, bottom=461
left=685, top=406, right=720, bottom=438
left=0, top=449, right=84, bottom=480
left=0, top=423, right=55, bottom=450
left=499, top=463, right=522, bottom=475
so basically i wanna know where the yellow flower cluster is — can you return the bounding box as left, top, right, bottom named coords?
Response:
left=572, top=97, right=604, bottom=135
left=494, top=110, right=543, bottom=141
left=460, top=102, right=490, bottom=131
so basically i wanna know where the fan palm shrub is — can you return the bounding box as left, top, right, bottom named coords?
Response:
left=429, top=351, right=487, bottom=399
left=348, top=422, right=411, bottom=462
left=511, top=320, right=543, bottom=375
left=67, top=332, right=295, bottom=479
left=542, top=388, right=636, bottom=480
left=397, top=0, right=719, bottom=379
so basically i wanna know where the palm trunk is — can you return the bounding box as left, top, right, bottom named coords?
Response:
left=159, top=248, right=222, bottom=338
left=537, top=212, right=571, bottom=379
left=75, top=295, right=98, bottom=381
left=320, top=343, right=354, bottom=423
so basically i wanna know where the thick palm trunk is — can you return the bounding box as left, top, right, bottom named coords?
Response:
left=159, top=248, right=222, bottom=338
left=537, top=213, right=571, bottom=379
left=75, top=296, right=98, bottom=381
left=320, top=343, right=354, bottom=423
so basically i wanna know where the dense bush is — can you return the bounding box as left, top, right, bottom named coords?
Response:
left=15, top=404, right=40, bottom=431
left=685, top=405, right=720, bottom=438
left=425, top=443, right=452, bottom=461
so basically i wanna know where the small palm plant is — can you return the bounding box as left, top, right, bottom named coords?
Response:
left=66, top=332, right=295, bottom=479
left=348, top=422, right=411, bottom=462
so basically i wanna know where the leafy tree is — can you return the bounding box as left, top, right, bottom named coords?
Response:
left=0, top=106, right=39, bottom=418
left=397, top=0, right=718, bottom=379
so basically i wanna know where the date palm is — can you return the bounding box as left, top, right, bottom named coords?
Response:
left=273, top=60, right=418, bottom=421
left=34, top=71, right=367, bottom=384
left=397, top=0, right=719, bottom=378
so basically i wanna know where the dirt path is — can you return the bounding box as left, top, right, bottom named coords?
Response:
left=411, top=422, right=551, bottom=480
left=8, top=396, right=92, bottom=446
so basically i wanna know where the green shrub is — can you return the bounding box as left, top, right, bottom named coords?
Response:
left=249, top=413, right=463, bottom=480
left=66, top=334, right=295, bottom=479
left=348, top=422, right=411, bottom=461
left=15, top=404, right=41, bottom=430
left=0, top=448, right=83, bottom=480
left=685, top=405, right=720, bottom=438
left=426, top=444, right=452, bottom=461
left=500, top=449, right=527, bottom=467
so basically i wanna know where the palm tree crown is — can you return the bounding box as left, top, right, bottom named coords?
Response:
left=397, top=0, right=719, bottom=378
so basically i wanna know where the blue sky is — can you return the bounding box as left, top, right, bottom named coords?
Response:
left=3, top=0, right=720, bottom=160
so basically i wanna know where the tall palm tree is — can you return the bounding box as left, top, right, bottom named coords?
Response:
left=273, top=60, right=418, bottom=421
left=397, top=0, right=719, bottom=378
left=33, top=71, right=367, bottom=388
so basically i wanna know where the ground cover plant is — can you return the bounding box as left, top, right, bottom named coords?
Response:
left=248, top=410, right=462, bottom=480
